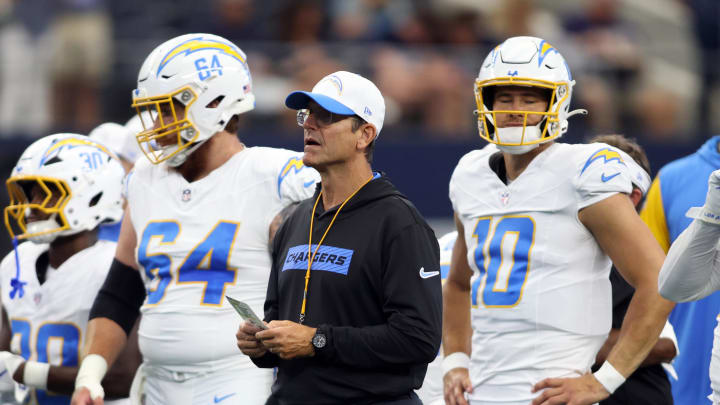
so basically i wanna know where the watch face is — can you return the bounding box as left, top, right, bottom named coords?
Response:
left=312, top=333, right=327, bottom=349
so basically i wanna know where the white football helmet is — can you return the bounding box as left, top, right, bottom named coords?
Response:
left=4, top=134, right=125, bottom=244
left=131, top=33, right=255, bottom=167
left=88, top=122, right=135, bottom=162
left=475, top=36, right=587, bottom=154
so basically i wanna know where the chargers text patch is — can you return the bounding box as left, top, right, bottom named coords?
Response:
left=282, top=244, right=354, bottom=275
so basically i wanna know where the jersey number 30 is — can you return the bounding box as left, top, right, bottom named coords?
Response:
left=471, top=216, right=535, bottom=307
left=11, top=320, right=79, bottom=404
left=137, top=221, right=240, bottom=306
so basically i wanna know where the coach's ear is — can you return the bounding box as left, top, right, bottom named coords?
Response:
left=355, top=122, right=376, bottom=152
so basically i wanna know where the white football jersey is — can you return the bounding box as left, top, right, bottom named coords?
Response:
left=449, top=142, right=632, bottom=401
left=0, top=240, right=116, bottom=404
left=127, top=147, right=318, bottom=373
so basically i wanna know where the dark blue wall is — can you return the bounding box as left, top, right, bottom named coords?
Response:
left=241, top=130, right=705, bottom=218
left=0, top=132, right=706, bottom=255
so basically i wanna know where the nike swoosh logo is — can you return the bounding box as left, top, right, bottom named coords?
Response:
left=601, top=172, right=620, bottom=182
left=303, top=180, right=315, bottom=188
left=214, top=393, right=236, bottom=403
left=0, top=370, right=7, bottom=377
left=419, top=267, right=440, bottom=279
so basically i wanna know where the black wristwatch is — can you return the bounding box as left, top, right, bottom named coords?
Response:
left=312, top=328, right=327, bottom=350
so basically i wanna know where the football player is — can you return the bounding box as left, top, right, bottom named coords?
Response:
left=657, top=169, right=720, bottom=405
left=88, top=122, right=137, bottom=243
left=71, top=33, right=318, bottom=405
left=88, top=123, right=137, bottom=174
left=416, top=231, right=458, bottom=405
left=424, top=141, right=679, bottom=405
left=442, top=36, right=674, bottom=405
left=1, top=134, right=140, bottom=404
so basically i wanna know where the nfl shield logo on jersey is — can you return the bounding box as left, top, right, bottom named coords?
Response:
left=33, top=292, right=42, bottom=305
left=182, top=188, right=192, bottom=202
left=500, top=191, right=510, bottom=206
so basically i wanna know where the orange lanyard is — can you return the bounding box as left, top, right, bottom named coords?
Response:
left=299, top=175, right=373, bottom=324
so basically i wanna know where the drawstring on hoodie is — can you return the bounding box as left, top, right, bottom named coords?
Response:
left=10, top=237, right=26, bottom=299
left=299, top=174, right=374, bottom=324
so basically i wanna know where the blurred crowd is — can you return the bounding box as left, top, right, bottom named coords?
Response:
left=0, top=0, right=717, bottom=144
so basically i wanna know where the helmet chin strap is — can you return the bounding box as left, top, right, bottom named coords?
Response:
left=164, top=139, right=207, bottom=167
left=494, top=125, right=543, bottom=155
left=26, top=215, right=60, bottom=244
left=497, top=143, right=540, bottom=155
left=165, top=145, right=191, bottom=167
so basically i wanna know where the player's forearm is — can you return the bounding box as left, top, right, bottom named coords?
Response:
left=659, top=219, right=720, bottom=301
left=41, top=365, right=130, bottom=398
left=596, top=329, right=675, bottom=367
left=21, top=342, right=135, bottom=398
left=606, top=289, right=674, bottom=377
left=82, top=318, right=128, bottom=368
left=13, top=364, right=105, bottom=397
left=10, top=362, right=76, bottom=395
left=43, top=365, right=79, bottom=395
left=442, top=279, right=472, bottom=355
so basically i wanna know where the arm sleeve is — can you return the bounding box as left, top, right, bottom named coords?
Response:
left=316, top=223, right=442, bottom=368
left=640, top=177, right=671, bottom=252
left=658, top=217, right=720, bottom=301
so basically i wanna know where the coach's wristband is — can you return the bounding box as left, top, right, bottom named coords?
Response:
left=75, top=354, right=107, bottom=400
left=442, top=352, right=470, bottom=376
left=23, top=361, right=50, bottom=390
left=593, top=361, right=626, bottom=394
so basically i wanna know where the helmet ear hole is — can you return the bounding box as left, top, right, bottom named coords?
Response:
left=89, top=192, right=103, bottom=207
left=206, top=96, right=224, bottom=109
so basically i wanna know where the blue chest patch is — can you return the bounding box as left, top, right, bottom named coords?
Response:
left=282, top=244, right=354, bottom=275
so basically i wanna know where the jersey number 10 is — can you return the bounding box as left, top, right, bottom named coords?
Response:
left=471, top=216, right=535, bottom=307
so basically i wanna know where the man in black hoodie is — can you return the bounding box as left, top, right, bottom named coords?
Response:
left=236, top=71, right=442, bottom=405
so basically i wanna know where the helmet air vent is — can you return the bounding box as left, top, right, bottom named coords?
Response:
left=89, top=192, right=103, bottom=207
left=43, top=156, right=62, bottom=166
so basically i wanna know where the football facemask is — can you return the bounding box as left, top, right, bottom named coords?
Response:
left=475, top=37, right=587, bottom=154
left=4, top=134, right=125, bottom=244
left=132, top=86, right=200, bottom=166
left=475, top=78, right=569, bottom=154
left=5, top=177, right=71, bottom=243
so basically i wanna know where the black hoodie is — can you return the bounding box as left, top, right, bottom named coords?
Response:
left=252, top=174, right=442, bottom=405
